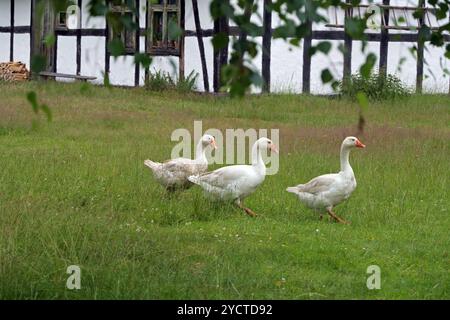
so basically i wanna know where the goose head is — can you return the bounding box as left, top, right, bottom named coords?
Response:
left=256, top=137, right=278, bottom=154
left=342, top=136, right=365, bottom=149
left=201, top=134, right=218, bottom=149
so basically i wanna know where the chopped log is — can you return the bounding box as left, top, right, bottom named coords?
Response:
left=0, top=61, right=30, bottom=82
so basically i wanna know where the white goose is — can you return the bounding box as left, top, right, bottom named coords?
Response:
left=188, top=137, right=278, bottom=217
left=144, top=134, right=217, bottom=191
left=286, top=136, right=365, bottom=224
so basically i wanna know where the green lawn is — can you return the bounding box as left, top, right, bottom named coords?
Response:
left=0, top=82, right=448, bottom=299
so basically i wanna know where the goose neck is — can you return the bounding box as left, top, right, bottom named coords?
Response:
left=340, top=145, right=352, bottom=174
left=252, top=142, right=266, bottom=174
left=195, top=140, right=207, bottom=163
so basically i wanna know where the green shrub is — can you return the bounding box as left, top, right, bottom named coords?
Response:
left=144, top=69, right=198, bottom=93
left=339, top=72, right=411, bottom=100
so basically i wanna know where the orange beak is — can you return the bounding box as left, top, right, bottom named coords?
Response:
left=270, top=143, right=279, bottom=154
left=355, top=139, right=366, bottom=148
left=211, top=139, right=218, bottom=149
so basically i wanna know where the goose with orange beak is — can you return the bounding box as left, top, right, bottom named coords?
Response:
left=286, top=136, right=365, bottom=224
left=144, top=134, right=217, bottom=191
left=189, top=138, right=278, bottom=217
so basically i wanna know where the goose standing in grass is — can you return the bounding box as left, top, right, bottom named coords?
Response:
left=188, top=137, right=278, bottom=217
left=144, top=134, right=217, bottom=191
left=286, top=136, right=365, bottom=224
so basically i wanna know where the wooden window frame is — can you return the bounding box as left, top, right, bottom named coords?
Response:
left=108, top=2, right=138, bottom=54
left=55, top=11, right=68, bottom=31
left=147, top=0, right=181, bottom=56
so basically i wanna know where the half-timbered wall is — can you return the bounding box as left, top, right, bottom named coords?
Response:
left=0, top=0, right=449, bottom=93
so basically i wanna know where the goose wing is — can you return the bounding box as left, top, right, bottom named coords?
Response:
left=294, top=174, right=338, bottom=195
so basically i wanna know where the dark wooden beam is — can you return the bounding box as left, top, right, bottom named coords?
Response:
left=192, top=0, right=209, bottom=92
left=416, top=0, right=425, bottom=93
left=144, top=0, right=149, bottom=83
left=219, top=14, right=229, bottom=79
left=343, top=0, right=353, bottom=82
left=134, top=0, right=140, bottom=86
left=262, top=0, right=272, bottom=93
left=29, top=0, right=34, bottom=75
left=302, top=21, right=312, bottom=94
left=379, top=0, right=389, bottom=74
left=179, top=0, right=185, bottom=81
left=213, top=18, right=220, bottom=92
left=183, top=28, right=450, bottom=42
left=0, top=26, right=30, bottom=33
left=10, top=0, right=14, bottom=61
left=77, top=0, right=82, bottom=75
left=104, top=0, right=110, bottom=75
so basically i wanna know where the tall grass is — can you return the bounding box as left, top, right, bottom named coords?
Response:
left=0, top=82, right=448, bottom=299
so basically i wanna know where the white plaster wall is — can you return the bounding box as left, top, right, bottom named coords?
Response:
left=0, top=1, right=10, bottom=62
left=13, top=34, right=29, bottom=67
left=81, top=36, right=105, bottom=84
left=56, top=36, right=76, bottom=81
left=81, top=0, right=105, bottom=28
left=110, top=55, right=135, bottom=86
left=14, top=0, right=30, bottom=26
left=0, top=1, right=10, bottom=27
left=0, top=33, right=10, bottom=62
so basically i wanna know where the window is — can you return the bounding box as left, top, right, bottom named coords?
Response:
left=108, top=0, right=137, bottom=54
left=148, top=0, right=181, bottom=55
left=56, top=11, right=68, bottom=30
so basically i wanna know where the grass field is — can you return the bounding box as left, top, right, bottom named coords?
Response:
left=0, top=82, right=449, bottom=299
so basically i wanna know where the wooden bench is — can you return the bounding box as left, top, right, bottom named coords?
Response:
left=39, top=71, right=96, bottom=82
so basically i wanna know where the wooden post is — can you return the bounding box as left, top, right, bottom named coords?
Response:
left=379, top=0, right=389, bottom=75
left=144, top=0, right=149, bottom=83
left=179, top=0, right=185, bottom=82
left=192, top=0, right=209, bottom=92
left=10, top=0, right=14, bottom=61
left=302, top=20, right=312, bottom=94
left=213, top=12, right=228, bottom=92
left=76, top=0, right=82, bottom=75
left=219, top=14, right=229, bottom=76
left=134, top=0, right=140, bottom=86
left=343, top=0, right=353, bottom=82
left=30, top=0, right=56, bottom=75
left=29, top=0, right=34, bottom=76
left=104, top=0, right=110, bottom=76
left=416, top=0, right=425, bottom=93
left=262, top=0, right=272, bottom=93
left=213, top=18, right=220, bottom=92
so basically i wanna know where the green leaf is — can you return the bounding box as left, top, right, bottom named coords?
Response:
left=321, top=69, right=333, bottom=83
left=108, top=39, right=125, bottom=57
left=211, top=32, right=229, bottom=51
left=40, top=104, right=53, bottom=122
left=26, top=91, right=52, bottom=122
left=134, top=53, right=152, bottom=69
left=27, top=91, right=39, bottom=113
left=44, top=34, right=56, bottom=47
left=316, top=41, right=331, bottom=54
left=31, top=55, right=46, bottom=74
left=360, top=53, right=377, bottom=78
left=356, top=91, right=369, bottom=111
left=168, top=19, right=183, bottom=40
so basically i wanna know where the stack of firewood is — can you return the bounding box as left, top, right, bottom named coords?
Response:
left=0, top=61, right=29, bottom=82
